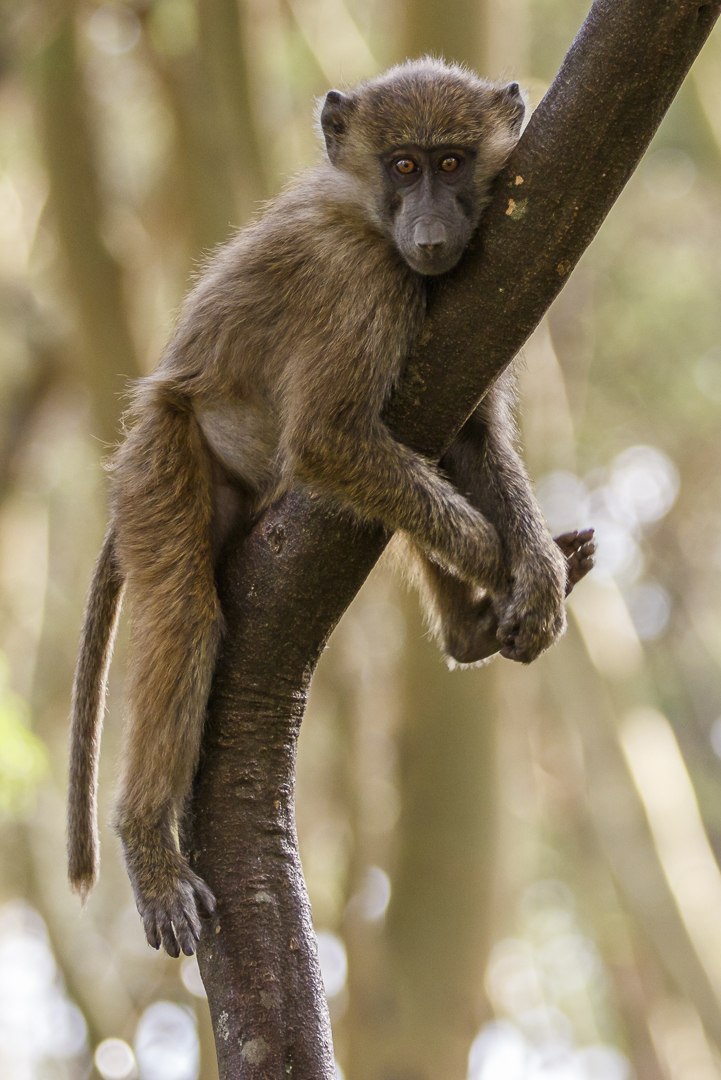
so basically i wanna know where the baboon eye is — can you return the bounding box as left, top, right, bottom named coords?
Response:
left=440, top=156, right=460, bottom=172
left=394, top=159, right=417, bottom=175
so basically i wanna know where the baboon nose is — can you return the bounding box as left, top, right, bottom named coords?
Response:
left=414, top=220, right=447, bottom=250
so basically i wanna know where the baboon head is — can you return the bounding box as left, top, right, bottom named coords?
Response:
left=320, top=58, right=525, bottom=276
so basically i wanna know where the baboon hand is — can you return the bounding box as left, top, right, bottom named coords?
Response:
left=441, top=528, right=596, bottom=666
left=496, top=544, right=568, bottom=664
left=132, top=859, right=216, bottom=958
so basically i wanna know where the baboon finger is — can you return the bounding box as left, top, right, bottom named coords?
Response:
left=156, top=910, right=180, bottom=958
left=143, top=911, right=161, bottom=951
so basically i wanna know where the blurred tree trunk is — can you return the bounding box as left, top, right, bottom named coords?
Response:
left=389, top=598, right=497, bottom=1078
left=38, top=10, right=140, bottom=445
left=146, top=0, right=266, bottom=256
left=400, top=0, right=488, bottom=71
left=399, top=0, right=529, bottom=81
left=514, top=306, right=713, bottom=1077
left=513, top=321, right=666, bottom=1074
left=343, top=593, right=497, bottom=1080
left=496, top=654, right=668, bottom=1079
left=547, top=623, right=721, bottom=1050
left=197, top=0, right=266, bottom=217
left=32, top=4, right=153, bottom=1050
left=486, top=0, right=529, bottom=78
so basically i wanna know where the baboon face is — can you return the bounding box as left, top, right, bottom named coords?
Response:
left=380, top=143, right=480, bottom=275
left=320, top=64, right=525, bottom=277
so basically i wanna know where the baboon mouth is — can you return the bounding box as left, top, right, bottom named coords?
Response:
left=409, top=246, right=463, bottom=276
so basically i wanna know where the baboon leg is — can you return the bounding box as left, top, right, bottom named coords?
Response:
left=111, top=392, right=226, bottom=956
left=425, top=374, right=581, bottom=663
left=115, top=591, right=221, bottom=956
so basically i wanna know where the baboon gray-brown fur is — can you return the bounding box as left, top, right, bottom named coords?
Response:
left=68, top=58, right=594, bottom=957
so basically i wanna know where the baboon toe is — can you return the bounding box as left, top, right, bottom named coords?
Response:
left=142, top=908, right=162, bottom=951
left=555, top=528, right=596, bottom=593
left=170, top=904, right=197, bottom=957
left=193, top=877, right=216, bottom=918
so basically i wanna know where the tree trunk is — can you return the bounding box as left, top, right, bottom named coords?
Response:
left=190, top=3, right=721, bottom=1077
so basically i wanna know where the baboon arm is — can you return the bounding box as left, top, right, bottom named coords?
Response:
left=290, top=415, right=508, bottom=593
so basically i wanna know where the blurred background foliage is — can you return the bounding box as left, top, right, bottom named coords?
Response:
left=0, top=1, right=721, bottom=1079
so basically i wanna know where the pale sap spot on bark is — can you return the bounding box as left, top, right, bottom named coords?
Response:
left=264, top=522, right=286, bottom=554
left=215, top=924, right=221, bottom=933
left=514, top=174, right=524, bottom=185
left=217, top=1012, right=230, bottom=1041
left=505, top=198, right=527, bottom=219
left=254, top=891, right=274, bottom=903
left=289, top=936, right=300, bottom=950
left=557, top=260, right=572, bottom=276
left=241, top=1037, right=270, bottom=1064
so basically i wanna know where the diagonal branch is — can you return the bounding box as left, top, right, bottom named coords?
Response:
left=189, top=2, right=721, bottom=1077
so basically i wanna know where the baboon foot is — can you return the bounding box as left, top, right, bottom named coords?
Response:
left=135, top=862, right=216, bottom=957
left=443, top=599, right=499, bottom=665
left=119, top=825, right=216, bottom=957
left=555, top=528, right=596, bottom=594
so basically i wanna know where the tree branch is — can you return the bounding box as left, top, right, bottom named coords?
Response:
left=190, top=2, right=721, bottom=1076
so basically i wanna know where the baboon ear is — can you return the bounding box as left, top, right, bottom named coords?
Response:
left=320, top=90, right=356, bottom=164
left=497, top=81, right=525, bottom=133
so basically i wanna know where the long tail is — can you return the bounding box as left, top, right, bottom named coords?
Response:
left=67, top=526, right=124, bottom=901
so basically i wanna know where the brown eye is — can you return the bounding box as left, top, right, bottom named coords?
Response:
left=440, top=156, right=460, bottom=172
left=394, top=159, right=416, bottom=175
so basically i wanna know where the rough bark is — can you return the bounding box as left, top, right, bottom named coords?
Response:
left=190, top=2, right=721, bottom=1077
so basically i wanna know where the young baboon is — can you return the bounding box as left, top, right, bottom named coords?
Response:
left=68, top=58, right=594, bottom=957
